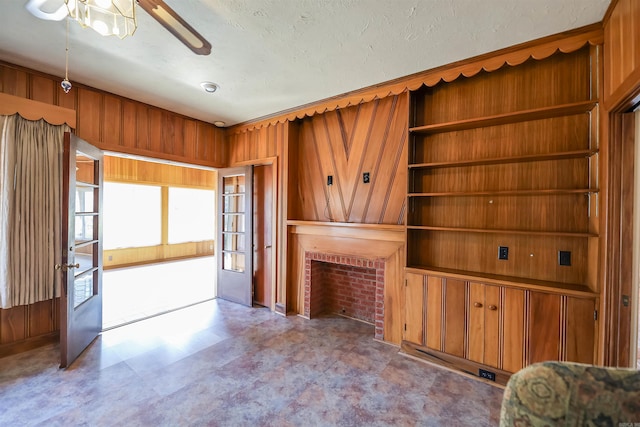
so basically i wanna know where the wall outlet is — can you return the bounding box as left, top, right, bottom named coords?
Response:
left=363, top=172, right=370, bottom=183
left=558, top=250, right=571, bottom=266
left=327, top=175, right=333, bottom=186
left=479, top=369, right=496, bottom=381
left=498, top=246, right=509, bottom=260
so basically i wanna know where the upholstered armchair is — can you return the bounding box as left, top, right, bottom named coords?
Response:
left=500, top=361, right=640, bottom=426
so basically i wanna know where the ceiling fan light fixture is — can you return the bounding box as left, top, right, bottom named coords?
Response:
left=64, top=0, right=137, bottom=39
left=200, top=82, right=219, bottom=93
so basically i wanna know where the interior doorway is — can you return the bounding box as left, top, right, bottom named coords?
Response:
left=253, top=164, right=274, bottom=308
left=101, top=154, right=217, bottom=329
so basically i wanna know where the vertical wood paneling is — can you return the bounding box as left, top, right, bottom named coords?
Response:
left=0, top=305, right=26, bottom=344
left=404, top=273, right=424, bottom=345
left=443, top=278, right=466, bottom=357
left=0, top=65, right=28, bottom=97
left=565, top=297, right=596, bottom=364
left=292, top=95, right=407, bottom=224
left=425, top=276, right=443, bottom=351
left=103, top=94, right=122, bottom=147
left=122, top=100, right=136, bottom=148
left=30, top=75, right=55, bottom=105
left=148, top=108, right=163, bottom=153
left=77, top=88, right=102, bottom=144
left=604, top=0, right=640, bottom=104
left=136, top=104, right=150, bottom=151
left=502, top=288, right=525, bottom=373
left=529, top=292, right=561, bottom=363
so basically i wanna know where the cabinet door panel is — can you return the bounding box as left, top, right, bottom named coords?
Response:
left=484, top=285, right=501, bottom=368
left=565, top=297, right=596, bottom=364
left=404, top=273, right=425, bottom=346
left=467, top=282, right=484, bottom=363
left=502, top=288, right=525, bottom=373
left=529, top=292, right=561, bottom=364
left=426, top=276, right=443, bottom=350
left=444, top=278, right=466, bottom=357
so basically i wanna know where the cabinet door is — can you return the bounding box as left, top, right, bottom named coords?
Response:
left=444, top=278, right=466, bottom=357
left=404, top=273, right=425, bottom=346
left=502, top=288, right=525, bottom=373
left=565, top=297, right=596, bottom=364
left=425, top=276, right=443, bottom=351
left=467, top=282, right=485, bottom=364
left=468, top=283, right=501, bottom=369
left=528, top=292, right=561, bottom=364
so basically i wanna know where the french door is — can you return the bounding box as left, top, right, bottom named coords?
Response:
left=217, top=167, right=253, bottom=306
left=59, top=133, right=104, bottom=368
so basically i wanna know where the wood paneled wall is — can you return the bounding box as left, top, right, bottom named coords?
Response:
left=227, top=122, right=284, bottom=164
left=0, top=62, right=224, bottom=354
left=0, top=299, right=59, bottom=358
left=104, top=156, right=216, bottom=188
left=604, top=0, right=640, bottom=108
left=292, top=95, right=408, bottom=224
left=0, top=62, right=226, bottom=168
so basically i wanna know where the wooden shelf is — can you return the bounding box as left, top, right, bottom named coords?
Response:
left=409, top=100, right=597, bottom=134
left=405, top=266, right=597, bottom=297
left=408, top=149, right=597, bottom=169
left=408, top=189, right=599, bottom=197
left=406, top=225, right=597, bottom=238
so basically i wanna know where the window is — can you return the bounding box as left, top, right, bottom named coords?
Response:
left=168, top=187, right=215, bottom=244
left=103, top=182, right=161, bottom=249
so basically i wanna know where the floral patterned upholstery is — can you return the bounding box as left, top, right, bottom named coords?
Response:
left=500, top=361, right=640, bottom=426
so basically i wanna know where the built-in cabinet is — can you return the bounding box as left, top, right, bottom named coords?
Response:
left=402, top=46, right=601, bottom=384
left=404, top=272, right=597, bottom=384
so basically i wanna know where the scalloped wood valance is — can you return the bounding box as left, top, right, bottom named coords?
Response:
left=230, top=24, right=603, bottom=135
left=0, top=92, right=76, bottom=128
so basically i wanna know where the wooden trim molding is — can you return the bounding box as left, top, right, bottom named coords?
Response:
left=230, top=23, right=603, bottom=134
left=0, top=92, right=76, bottom=128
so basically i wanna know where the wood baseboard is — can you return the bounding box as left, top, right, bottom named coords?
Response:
left=401, top=341, right=512, bottom=387
left=0, top=332, right=59, bottom=359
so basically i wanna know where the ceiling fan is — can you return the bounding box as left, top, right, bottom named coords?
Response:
left=25, top=0, right=211, bottom=55
left=136, top=0, right=211, bottom=55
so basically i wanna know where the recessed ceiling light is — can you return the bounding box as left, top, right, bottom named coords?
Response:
left=213, top=121, right=226, bottom=127
left=200, top=81, right=219, bottom=93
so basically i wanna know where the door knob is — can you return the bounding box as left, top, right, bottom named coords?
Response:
left=264, top=245, right=272, bottom=249
left=55, top=263, right=80, bottom=271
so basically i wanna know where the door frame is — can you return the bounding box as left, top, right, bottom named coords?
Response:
left=229, top=157, right=278, bottom=311
left=604, top=86, right=640, bottom=367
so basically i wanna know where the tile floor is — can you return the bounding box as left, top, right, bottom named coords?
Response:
left=102, top=256, right=216, bottom=329
left=0, top=299, right=505, bottom=426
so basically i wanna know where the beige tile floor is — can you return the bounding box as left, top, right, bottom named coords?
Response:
left=0, top=299, right=505, bottom=426
left=102, top=256, right=216, bottom=329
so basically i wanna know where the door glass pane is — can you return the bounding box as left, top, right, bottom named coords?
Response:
left=76, top=186, right=95, bottom=213
left=223, top=194, right=244, bottom=213
left=223, top=214, right=244, bottom=232
left=223, top=175, right=245, bottom=194
left=76, top=153, right=95, bottom=184
left=73, top=270, right=95, bottom=308
left=223, top=233, right=244, bottom=251
left=75, top=214, right=95, bottom=243
left=223, top=252, right=245, bottom=272
left=75, top=243, right=96, bottom=274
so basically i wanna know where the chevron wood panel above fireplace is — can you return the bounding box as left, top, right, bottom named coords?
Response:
left=293, top=94, right=408, bottom=225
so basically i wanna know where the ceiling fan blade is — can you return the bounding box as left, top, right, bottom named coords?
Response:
left=137, top=0, right=212, bottom=55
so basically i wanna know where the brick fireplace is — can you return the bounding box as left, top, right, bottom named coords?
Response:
left=303, top=251, right=385, bottom=340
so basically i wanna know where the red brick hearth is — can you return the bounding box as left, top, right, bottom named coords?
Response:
left=304, top=252, right=385, bottom=340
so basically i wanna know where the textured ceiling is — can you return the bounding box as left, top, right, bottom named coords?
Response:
left=0, top=0, right=610, bottom=126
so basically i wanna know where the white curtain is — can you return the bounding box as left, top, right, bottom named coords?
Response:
left=0, top=114, right=68, bottom=309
